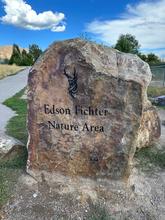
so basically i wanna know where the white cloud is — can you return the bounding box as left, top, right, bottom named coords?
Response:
left=0, top=0, right=66, bottom=32
left=86, top=0, right=165, bottom=57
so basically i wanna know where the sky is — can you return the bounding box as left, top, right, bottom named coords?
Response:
left=0, top=0, right=165, bottom=58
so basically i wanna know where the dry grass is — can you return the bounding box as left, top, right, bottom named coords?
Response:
left=0, top=64, right=25, bottom=80
left=148, top=86, right=165, bottom=97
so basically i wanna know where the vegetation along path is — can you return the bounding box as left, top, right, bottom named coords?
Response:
left=0, top=68, right=29, bottom=134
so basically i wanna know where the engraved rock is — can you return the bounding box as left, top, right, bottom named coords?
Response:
left=27, top=38, right=160, bottom=179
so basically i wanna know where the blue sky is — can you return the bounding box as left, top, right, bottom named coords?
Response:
left=0, top=0, right=165, bottom=58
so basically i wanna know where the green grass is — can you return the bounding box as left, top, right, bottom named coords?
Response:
left=158, top=106, right=165, bottom=110
left=0, top=147, right=27, bottom=207
left=0, top=88, right=28, bottom=208
left=135, top=146, right=165, bottom=171
left=0, top=168, right=22, bottom=208
left=0, top=146, right=27, bottom=169
left=3, top=88, right=28, bottom=144
left=147, top=86, right=165, bottom=97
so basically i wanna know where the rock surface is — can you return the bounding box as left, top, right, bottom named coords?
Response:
left=27, top=38, right=160, bottom=179
left=0, top=133, right=23, bottom=159
left=135, top=106, right=161, bottom=148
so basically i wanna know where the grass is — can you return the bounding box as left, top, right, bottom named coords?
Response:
left=0, top=146, right=28, bottom=169
left=147, top=86, right=165, bottom=110
left=87, top=203, right=114, bottom=220
left=135, top=85, right=165, bottom=171
left=147, top=86, right=165, bottom=97
left=0, top=64, right=25, bottom=80
left=3, top=88, right=28, bottom=144
left=0, top=147, right=27, bottom=207
left=0, top=168, right=22, bottom=208
left=158, top=106, right=165, bottom=110
left=0, top=88, right=28, bottom=208
left=135, top=146, right=165, bottom=171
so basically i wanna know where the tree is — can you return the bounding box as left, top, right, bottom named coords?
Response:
left=138, top=52, right=161, bottom=64
left=114, top=34, right=161, bottom=64
left=21, top=49, right=33, bottom=66
left=138, top=53, right=148, bottom=62
left=9, top=44, right=42, bottom=66
left=29, top=44, right=42, bottom=63
left=147, top=53, right=161, bottom=64
left=9, top=44, right=22, bottom=65
left=115, top=34, right=140, bottom=54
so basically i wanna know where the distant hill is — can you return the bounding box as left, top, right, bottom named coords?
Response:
left=0, top=45, right=26, bottom=61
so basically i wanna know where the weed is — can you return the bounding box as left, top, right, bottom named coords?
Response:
left=135, top=146, right=165, bottom=171
left=87, top=202, right=114, bottom=220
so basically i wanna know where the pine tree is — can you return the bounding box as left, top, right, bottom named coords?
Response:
left=21, top=49, right=33, bottom=66
left=9, top=44, right=22, bottom=65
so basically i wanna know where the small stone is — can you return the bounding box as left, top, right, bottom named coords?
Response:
left=32, top=193, right=38, bottom=198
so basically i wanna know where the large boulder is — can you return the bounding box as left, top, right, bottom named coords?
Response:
left=27, top=38, right=160, bottom=179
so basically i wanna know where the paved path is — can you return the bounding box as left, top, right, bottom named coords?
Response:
left=0, top=68, right=29, bottom=133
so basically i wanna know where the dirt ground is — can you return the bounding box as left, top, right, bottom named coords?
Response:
left=1, top=168, right=165, bottom=220
left=0, top=109, right=165, bottom=220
